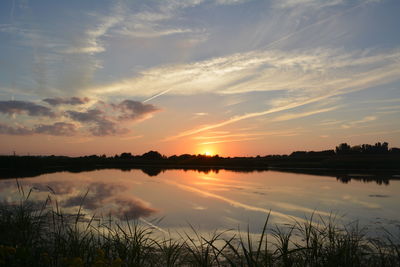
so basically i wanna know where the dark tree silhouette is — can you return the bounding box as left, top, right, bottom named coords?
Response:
left=120, top=152, right=134, bottom=159
left=335, top=143, right=351, bottom=154
left=141, top=151, right=163, bottom=160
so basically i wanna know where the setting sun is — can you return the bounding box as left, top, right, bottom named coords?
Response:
left=199, top=147, right=216, bottom=156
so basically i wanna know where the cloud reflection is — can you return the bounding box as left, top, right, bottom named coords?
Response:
left=1, top=180, right=157, bottom=220
left=61, top=182, right=157, bottom=219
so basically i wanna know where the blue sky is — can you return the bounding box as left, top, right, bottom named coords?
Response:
left=0, top=0, right=399, bottom=156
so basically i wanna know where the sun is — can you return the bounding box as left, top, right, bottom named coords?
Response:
left=201, top=148, right=216, bottom=156
left=204, top=151, right=212, bottom=156
left=197, top=146, right=218, bottom=156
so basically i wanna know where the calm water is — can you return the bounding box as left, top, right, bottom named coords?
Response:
left=1, top=169, right=399, bottom=236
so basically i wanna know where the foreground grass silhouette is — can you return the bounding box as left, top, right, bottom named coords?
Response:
left=0, top=185, right=399, bottom=266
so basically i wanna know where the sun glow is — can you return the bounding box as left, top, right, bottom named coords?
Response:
left=199, top=147, right=216, bottom=156
left=204, top=151, right=213, bottom=156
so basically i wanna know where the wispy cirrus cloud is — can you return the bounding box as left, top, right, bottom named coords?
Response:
left=215, top=0, right=249, bottom=5
left=148, top=47, right=399, bottom=141
left=341, top=116, right=377, bottom=129
left=199, top=137, right=261, bottom=145
left=195, top=129, right=302, bottom=145
left=89, top=48, right=400, bottom=99
left=271, top=106, right=339, bottom=122
left=61, top=4, right=124, bottom=55
left=108, top=0, right=207, bottom=39
left=272, top=0, right=344, bottom=9
left=164, top=94, right=343, bottom=141
left=270, top=0, right=382, bottom=13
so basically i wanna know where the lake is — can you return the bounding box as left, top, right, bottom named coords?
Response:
left=1, top=169, right=399, bottom=238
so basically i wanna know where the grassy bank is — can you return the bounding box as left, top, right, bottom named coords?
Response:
left=0, top=188, right=399, bottom=266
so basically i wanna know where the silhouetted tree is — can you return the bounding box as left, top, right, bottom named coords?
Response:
left=290, top=151, right=307, bottom=157
left=141, top=151, right=163, bottom=160
left=335, top=143, right=351, bottom=154
left=177, top=154, right=192, bottom=160
left=120, top=152, right=133, bottom=159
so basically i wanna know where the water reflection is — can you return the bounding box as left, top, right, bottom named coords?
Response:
left=1, top=166, right=399, bottom=186
left=336, top=175, right=390, bottom=185
left=0, top=177, right=157, bottom=220
left=0, top=169, right=399, bottom=236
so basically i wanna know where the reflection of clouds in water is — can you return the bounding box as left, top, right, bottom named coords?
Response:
left=61, top=182, right=157, bottom=219
left=33, top=181, right=76, bottom=195
left=0, top=180, right=157, bottom=220
left=63, top=183, right=124, bottom=209
left=112, top=198, right=156, bottom=220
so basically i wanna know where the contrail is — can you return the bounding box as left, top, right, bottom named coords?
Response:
left=143, top=88, right=172, bottom=103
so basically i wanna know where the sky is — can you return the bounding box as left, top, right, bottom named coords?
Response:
left=0, top=0, right=399, bottom=157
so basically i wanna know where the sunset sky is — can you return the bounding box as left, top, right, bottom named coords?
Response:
left=0, top=0, right=399, bottom=156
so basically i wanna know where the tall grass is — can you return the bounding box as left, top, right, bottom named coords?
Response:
left=0, top=185, right=399, bottom=266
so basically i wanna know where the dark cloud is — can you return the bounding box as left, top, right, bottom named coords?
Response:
left=43, top=97, right=90, bottom=106
left=35, top=122, right=77, bottom=136
left=66, top=109, right=103, bottom=123
left=0, top=99, right=160, bottom=136
left=66, top=109, right=124, bottom=136
left=0, top=123, right=32, bottom=135
left=0, top=100, right=55, bottom=117
left=116, top=100, right=159, bottom=120
left=89, top=120, right=127, bottom=136
left=0, top=122, right=76, bottom=136
left=69, top=99, right=159, bottom=136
